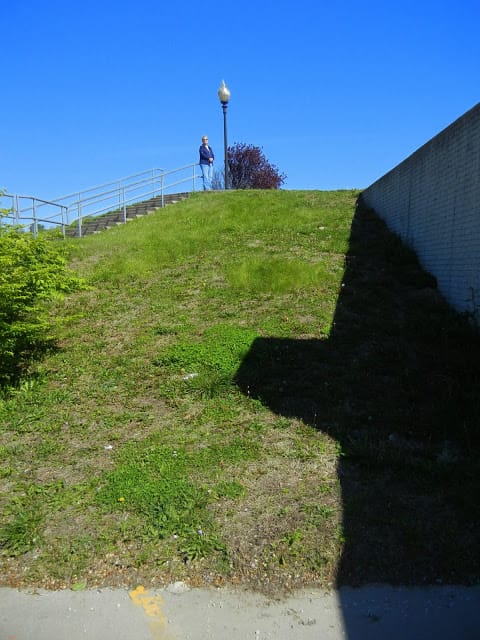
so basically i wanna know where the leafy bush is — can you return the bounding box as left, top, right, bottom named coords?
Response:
left=227, top=143, right=286, bottom=189
left=0, top=222, right=85, bottom=386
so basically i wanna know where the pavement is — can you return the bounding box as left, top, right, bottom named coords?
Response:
left=0, top=582, right=479, bottom=639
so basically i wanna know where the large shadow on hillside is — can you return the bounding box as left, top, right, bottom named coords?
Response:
left=235, top=196, right=480, bottom=637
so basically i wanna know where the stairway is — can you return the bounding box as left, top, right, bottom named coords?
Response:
left=65, top=192, right=190, bottom=237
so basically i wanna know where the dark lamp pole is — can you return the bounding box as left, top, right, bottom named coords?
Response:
left=217, top=80, right=231, bottom=190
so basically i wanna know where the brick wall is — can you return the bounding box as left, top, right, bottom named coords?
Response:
left=362, top=102, right=480, bottom=320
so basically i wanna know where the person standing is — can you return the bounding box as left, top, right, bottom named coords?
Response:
left=199, top=135, right=214, bottom=190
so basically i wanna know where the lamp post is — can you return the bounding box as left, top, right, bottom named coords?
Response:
left=217, top=80, right=231, bottom=190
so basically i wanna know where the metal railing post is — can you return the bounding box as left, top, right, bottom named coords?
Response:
left=122, top=186, right=127, bottom=223
left=32, top=198, right=38, bottom=236
left=61, top=206, right=67, bottom=237
left=161, top=175, right=164, bottom=208
left=15, top=195, right=20, bottom=224
left=77, top=200, right=82, bottom=238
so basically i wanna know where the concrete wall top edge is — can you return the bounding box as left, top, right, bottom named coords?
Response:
left=364, top=102, right=480, bottom=193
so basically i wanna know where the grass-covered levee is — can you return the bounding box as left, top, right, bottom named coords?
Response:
left=1, top=190, right=479, bottom=593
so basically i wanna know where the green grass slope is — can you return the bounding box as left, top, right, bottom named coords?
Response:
left=0, top=190, right=478, bottom=593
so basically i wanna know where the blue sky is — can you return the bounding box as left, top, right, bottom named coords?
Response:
left=1, top=0, right=479, bottom=198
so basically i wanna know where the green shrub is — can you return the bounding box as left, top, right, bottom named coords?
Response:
left=0, top=222, right=85, bottom=386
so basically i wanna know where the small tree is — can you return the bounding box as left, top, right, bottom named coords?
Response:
left=227, top=143, right=286, bottom=190
left=0, top=218, right=86, bottom=387
left=211, top=169, right=224, bottom=191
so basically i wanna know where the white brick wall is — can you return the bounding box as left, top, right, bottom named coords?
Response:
left=362, top=103, right=480, bottom=320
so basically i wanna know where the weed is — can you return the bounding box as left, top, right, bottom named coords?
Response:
left=301, top=504, right=336, bottom=526
left=96, top=441, right=253, bottom=562
left=214, top=481, right=246, bottom=499
left=0, top=497, right=44, bottom=556
left=155, top=325, right=257, bottom=380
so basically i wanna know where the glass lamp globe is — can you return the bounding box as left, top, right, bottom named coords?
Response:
left=217, top=80, right=231, bottom=104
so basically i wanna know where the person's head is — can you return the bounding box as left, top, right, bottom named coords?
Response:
left=202, top=135, right=209, bottom=145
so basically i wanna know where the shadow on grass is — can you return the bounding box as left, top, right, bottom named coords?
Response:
left=235, top=197, right=480, bottom=595
left=0, top=340, right=58, bottom=392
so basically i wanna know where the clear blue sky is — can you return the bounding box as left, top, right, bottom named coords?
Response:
left=2, top=0, right=479, bottom=199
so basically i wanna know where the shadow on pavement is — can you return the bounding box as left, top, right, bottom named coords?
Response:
left=235, top=197, right=480, bottom=638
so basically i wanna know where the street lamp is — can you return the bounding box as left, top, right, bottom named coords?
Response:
left=217, top=80, right=231, bottom=190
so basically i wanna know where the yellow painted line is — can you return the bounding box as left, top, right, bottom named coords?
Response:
left=129, top=585, right=175, bottom=640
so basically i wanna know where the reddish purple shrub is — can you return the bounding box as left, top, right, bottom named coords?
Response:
left=227, top=143, right=286, bottom=190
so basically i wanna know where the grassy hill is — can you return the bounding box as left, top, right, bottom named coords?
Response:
left=0, top=190, right=479, bottom=593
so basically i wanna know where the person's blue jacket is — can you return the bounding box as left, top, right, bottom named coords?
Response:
left=199, top=144, right=214, bottom=165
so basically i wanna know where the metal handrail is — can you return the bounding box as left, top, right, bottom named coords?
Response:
left=49, top=168, right=166, bottom=205
left=0, top=193, right=68, bottom=236
left=2, top=163, right=203, bottom=237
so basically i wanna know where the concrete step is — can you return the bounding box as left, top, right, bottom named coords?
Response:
left=66, top=193, right=190, bottom=237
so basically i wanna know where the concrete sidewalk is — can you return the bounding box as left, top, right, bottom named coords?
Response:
left=0, top=583, right=479, bottom=639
